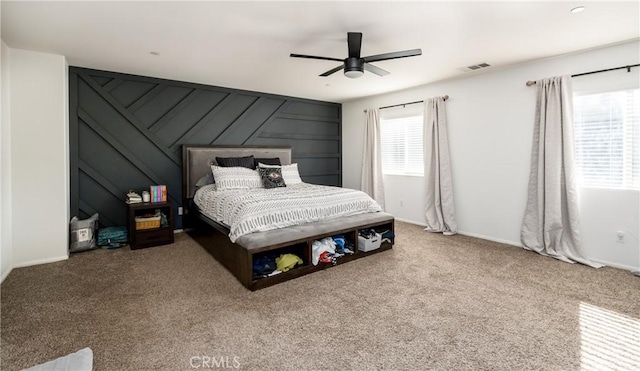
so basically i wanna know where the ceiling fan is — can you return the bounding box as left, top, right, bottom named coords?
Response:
left=290, top=32, right=422, bottom=78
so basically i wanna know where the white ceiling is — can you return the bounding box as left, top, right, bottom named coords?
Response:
left=2, top=1, right=639, bottom=103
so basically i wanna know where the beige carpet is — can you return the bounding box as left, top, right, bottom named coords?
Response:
left=2, top=222, right=639, bottom=370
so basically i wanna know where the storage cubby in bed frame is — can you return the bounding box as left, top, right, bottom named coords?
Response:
left=247, top=220, right=394, bottom=291
left=187, top=216, right=394, bottom=291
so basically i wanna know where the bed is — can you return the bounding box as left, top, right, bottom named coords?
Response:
left=182, top=145, right=395, bottom=290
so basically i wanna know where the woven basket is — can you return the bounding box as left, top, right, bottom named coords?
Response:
left=135, top=215, right=161, bottom=230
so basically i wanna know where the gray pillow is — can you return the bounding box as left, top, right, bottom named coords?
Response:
left=195, top=172, right=215, bottom=188
left=69, top=213, right=99, bottom=253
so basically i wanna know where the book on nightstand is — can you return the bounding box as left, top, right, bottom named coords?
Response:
left=126, top=190, right=142, bottom=204
left=150, top=185, right=167, bottom=203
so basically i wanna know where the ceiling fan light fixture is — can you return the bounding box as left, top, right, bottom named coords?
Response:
left=344, top=57, right=364, bottom=78
left=345, top=70, right=364, bottom=78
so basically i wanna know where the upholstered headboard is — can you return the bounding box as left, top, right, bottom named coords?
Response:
left=182, top=145, right=292, bottom=201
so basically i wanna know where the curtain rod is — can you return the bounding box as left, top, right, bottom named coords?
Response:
left=364, top=95, right=449, bottom=112
left=525, top=64, right=639, bottom=86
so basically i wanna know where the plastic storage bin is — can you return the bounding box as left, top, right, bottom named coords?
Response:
left=358, top=232, right=382, bottom=252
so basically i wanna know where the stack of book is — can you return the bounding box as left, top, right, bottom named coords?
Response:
left=126, top=191, right=142, bottom=204
left=150, top=185, right=167, bottom=203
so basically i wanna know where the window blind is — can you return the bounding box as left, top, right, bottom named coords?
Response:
left=380, top=108, right=424, bottom=176
left=573, top=89, right=639, bottom=190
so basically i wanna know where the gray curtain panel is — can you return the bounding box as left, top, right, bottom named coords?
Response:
left=361, top=108, right=385, bottom=210
left=424, top=97, right=457, bottom=235
left=521, top=75, right=601, bottom=267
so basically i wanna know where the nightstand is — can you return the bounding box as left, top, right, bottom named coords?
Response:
left=127, top=200, right=174, bottom=250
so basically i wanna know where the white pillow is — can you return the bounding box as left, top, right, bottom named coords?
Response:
left=258, top=163, right=303, bottom=185
left=211, top=165, right=263, bottom=190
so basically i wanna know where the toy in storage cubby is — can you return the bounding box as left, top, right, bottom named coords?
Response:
left=251, top=230, right=361, bottom=283
left=251, top=242, right=309, bottom=281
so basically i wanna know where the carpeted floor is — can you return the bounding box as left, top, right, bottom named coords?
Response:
left=1, top=222, right=639, bottom=370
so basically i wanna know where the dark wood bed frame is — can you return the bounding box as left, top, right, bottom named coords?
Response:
left=182, top=145, right=394, bottom=291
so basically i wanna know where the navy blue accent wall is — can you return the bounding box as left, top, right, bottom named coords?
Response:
left=69, top=67, right=341, bottom=229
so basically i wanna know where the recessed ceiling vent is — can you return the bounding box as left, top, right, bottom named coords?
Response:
left=457, top=62, right=491, bottom=72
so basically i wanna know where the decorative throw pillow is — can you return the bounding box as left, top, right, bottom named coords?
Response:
left=254, top=157, right=281, bottom=167
left=69, top=213, right=99, bottom=253
left=211, top=165, right=263, bottom=190
left=195, top=172, right=215, bottom=188
left=258, top=167, right=286, bottom=189
left=215, top=155, right=256, bottom=169
left=258, top=163, right=303, bottom=185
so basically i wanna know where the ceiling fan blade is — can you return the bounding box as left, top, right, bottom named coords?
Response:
left=364, top=63, right=390, bottom=77
left=348, top=32, right=362, bottom=58
left=290, top=53, right=343, bottom=62
left=319, top=65, right=344, bottom=77
left=363, top=49, right=422, bottom=63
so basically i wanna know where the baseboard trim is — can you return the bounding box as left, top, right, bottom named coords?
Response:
left=393, top=218, right=523, bottom=248
left=2, top=256, right=69, bottom=284
left=394, top=217, right=426, bottom=227
left=398, top=222, right=639, bottom=272
left=589, top=258, right=639, bottom=272
left=1, top=266, right=13, bottom=284
left=457, top=230, right=522, bottom=248
left=12, top=255, right=68, bottom=269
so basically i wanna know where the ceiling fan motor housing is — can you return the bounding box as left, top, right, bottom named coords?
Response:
left=344, top=57, right=364, bottom=78
left=290, top=32, right=421, bottom=78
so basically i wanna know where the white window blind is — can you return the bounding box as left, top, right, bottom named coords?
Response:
left=379, top=106, right=424, bottom=176
left=573, top=88, right=639, bottom=190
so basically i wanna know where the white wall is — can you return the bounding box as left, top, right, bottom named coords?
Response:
left=579, top=189, right=639, bottom=270
left=9, top=48, right=69, bottom=268
left=1, top=40, right=13, bottom=282
left=343, top=40, right=640, bottom=270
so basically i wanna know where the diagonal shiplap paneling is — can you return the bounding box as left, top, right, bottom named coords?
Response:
left=69, top=67, right=342, bottom=229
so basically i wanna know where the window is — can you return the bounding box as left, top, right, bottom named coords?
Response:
left=573, top=89, right=639, bottom=190
left=379, top=107, right=424, bottom=176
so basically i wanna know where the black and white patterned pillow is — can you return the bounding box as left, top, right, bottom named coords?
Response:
left=258, top=163, right=303, bottom=185
left=211, top=165, right=263, bottom=190
left=258, top=167, right=286, bottom=189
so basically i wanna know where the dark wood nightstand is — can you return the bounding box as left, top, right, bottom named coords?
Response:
left=127, top=201, right=174, bottom=250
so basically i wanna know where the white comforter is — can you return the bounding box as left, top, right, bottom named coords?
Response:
left=193, top=183, right=382, bottom=242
